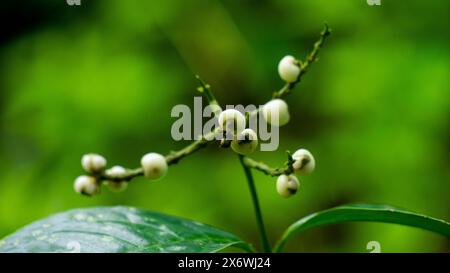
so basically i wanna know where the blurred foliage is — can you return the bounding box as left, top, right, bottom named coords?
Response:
left=0, top=0, right=449, bottom=252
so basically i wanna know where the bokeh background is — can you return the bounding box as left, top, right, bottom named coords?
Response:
left=0, top=0, right=449, bottom=252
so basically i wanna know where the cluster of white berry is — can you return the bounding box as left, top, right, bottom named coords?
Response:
left=274, top=55, right=315, bottom=197
left=74, top=152, right=168, bottom=196
left=74, top=54, right=314, bottom=198
left=260, top=55, right=300, bottom=128
left=214, top=55, right=298, bottom=155
left=217, top=109, right=258, bottom=155
left=74, top=154, right=107, bottom=196
left=215, top=55, right=314, bottom=197
left=277, top=149, right=315, bottom=198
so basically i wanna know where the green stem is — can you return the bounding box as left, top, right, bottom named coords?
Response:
left=100, top=130, right=216, bottom=182
left=195, top=75, right=219, bottom=107
left=238, top=154, right=272, bottom=253
left=242, top=156, right=293, bottom=177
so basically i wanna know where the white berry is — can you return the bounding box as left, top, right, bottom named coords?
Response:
left=292, top=149, right=315, bottom=175
left=276, top=174, right=299, bottom=198
left=74, top=175, right=100, bottom=196
left=105, top=166, right=128, bottom=192
left=105, top=165, right=127, bottom=176
left=262, top=99, right=290, bottom=126
left=231, top=129, right=258, bottom=155
left=218, top=109, right=246, bottom=136
left=81, top=153, right=107, bottom=174
left=278, top=55, right=300, bottom=83
left=141, top=153, right=168, bottom=180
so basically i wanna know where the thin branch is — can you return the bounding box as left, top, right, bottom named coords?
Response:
left=97, top=25, right=330, bottom=183
left=100, top=131, right=215, bottom=182
left=100, top=167, right=143, bottom=182
left=242, top=153, right=294, bottom=177
left=246, top=24, right=330, bottom=121
left=272, top=23, right=331, bottom=99
left=195, top=75, right=220, bottom=107
left=165, top=134, right=210, bottom=165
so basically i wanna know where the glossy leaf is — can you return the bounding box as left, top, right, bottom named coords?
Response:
left=0, top=206, right=253, bottom=253
left=274, top=204, right=450, bottom=252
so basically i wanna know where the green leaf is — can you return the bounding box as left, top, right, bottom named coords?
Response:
left=0, top=206, right=253, bottom=253
left=274, top=204, right=450, bottom=252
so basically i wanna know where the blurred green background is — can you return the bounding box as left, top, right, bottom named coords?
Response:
left=0, top=0, right=449, bottom=252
